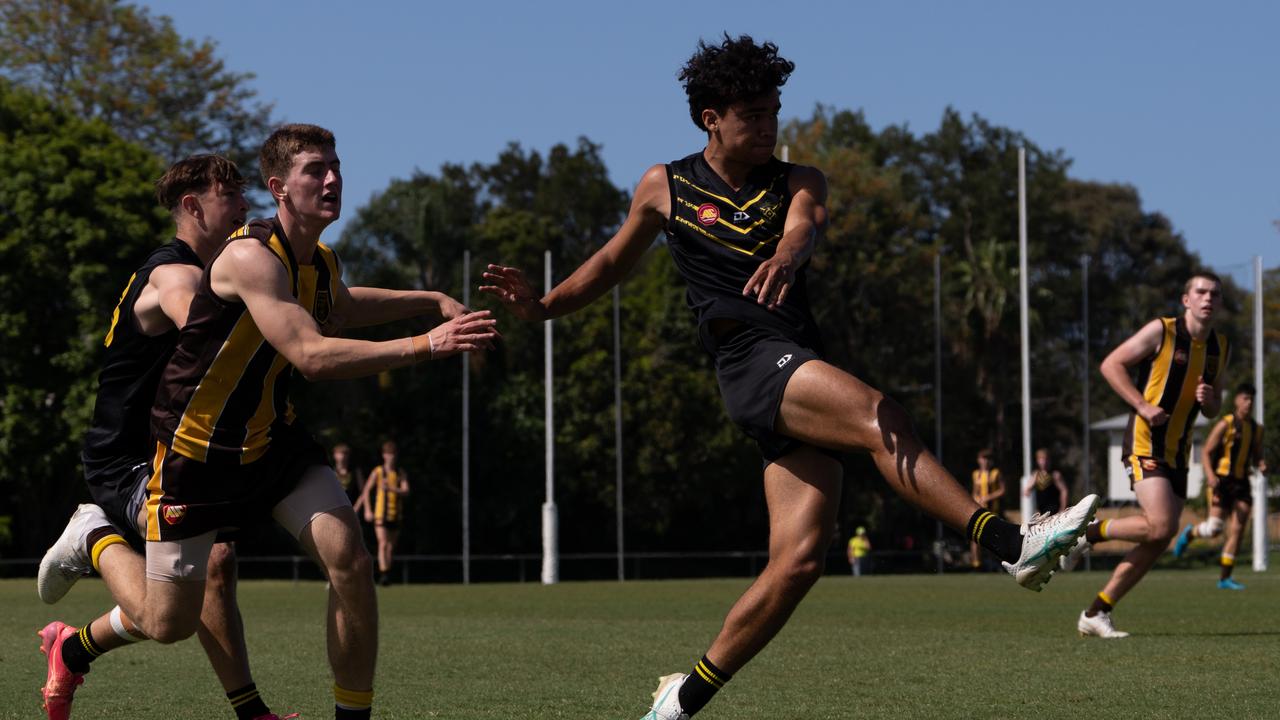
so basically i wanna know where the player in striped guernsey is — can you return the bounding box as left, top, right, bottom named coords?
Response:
left=35, top=155, right=295, bottom=720
left=1071, top=274, right=1229, bottom=637
left=64, top=124, right=497, bottom=720
left=1173, top=383, right=1266, bottom=589
left=482, top=35, right=1099, bottom=719
left=358, top=440, right=411, bottom=586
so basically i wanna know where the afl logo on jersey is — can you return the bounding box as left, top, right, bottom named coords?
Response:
left=1173, top=349, right=1189, bottom=366
left=696, top=203, right=720, bottom=226
left=162, top=504, right=188, bottom=525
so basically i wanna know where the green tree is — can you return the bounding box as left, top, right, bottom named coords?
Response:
left=0, top=0, right=273, bottom=186
left=0, top=78, right=168, bottom=552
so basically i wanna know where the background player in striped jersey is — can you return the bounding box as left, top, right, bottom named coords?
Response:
left=1173, top=382, right=1266, bottom=589
left=1068, top=274, right=1229, bottom=638
left=358, top=440, right=410, bottom=586
left=35, top=155, right=291, bottom=720
left=482, top=35, right=1099, bottom=719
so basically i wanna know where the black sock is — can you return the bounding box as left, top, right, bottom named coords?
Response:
left=60, top=625, right=106, bottom=674
left=966, top=510, right=1023, bottom=564
left=227, top=683, right=270, bottom=720
left=677, top=656, right=731, bottom=716
left=336, top=707, right=371, bottom=720
left=1085, top=592, right=1114, bottom=617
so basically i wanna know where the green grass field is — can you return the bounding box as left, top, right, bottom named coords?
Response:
left=1, top=565, right=1275, bottom=719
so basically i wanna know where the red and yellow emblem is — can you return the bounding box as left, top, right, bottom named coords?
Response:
left=163, top=504, right=188, bottom=525
left=696, top=203, right=720, bottom=226
left=1173, top=349, right=1188, bottom=366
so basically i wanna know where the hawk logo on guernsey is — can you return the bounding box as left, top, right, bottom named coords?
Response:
left=1173, top=349, right=1189, bottom=366
left=162, top=504, right=188, bottom=525
left=314, top=288, right=332, bottom=324
left=697, top=203, right=720, bottom=226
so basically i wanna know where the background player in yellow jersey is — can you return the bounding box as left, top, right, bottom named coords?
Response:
left=969, top=449, right=1005, bottom=569
left=359, top=440, right=410, bottom=586
left=1067, top=274, right=1229, bottom=638
left=846, top=526, right=871, bottom=577
left=1173, top=382, right=1266, bottom=589
left=482, top=35, right=1098, bottom=719
left=36, top=155, right=292, bottom=720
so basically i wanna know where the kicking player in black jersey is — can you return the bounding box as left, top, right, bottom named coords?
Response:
left=482, top=35, right=1099, bottom=719
left=35, top=155, right=292, bottom=720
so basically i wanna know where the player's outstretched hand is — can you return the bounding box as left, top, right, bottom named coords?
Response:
left=436, top=293, right=469, bottom=321
left=479, top=265, right=547, bottom=322
left=743, top=251, right=796, bottom=311
left=422, top=310, right=499, bottom=359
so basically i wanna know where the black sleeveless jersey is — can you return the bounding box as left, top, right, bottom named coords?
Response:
left=663, top=152, right=820, bottom=345
left=81, top=240, right=203, bottom=481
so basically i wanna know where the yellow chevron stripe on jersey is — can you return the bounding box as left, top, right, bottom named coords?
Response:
left=672, top=173, right=770, bottom=212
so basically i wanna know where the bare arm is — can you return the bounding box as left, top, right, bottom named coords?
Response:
left=134, top=264, right=203, bottom=335
left=211, top=241, right=497, bottom=380
left=337, top=286, right=468, bottom=329
left=987, top=475, right=1006, bottom=502
left=1053, top=471, right=1069, bottom=511
left=480, top=165, right=669, bottom=321
left=1254, top=426, right=1267, bottom=473
left=395, top=470, right=410, bottom=496
left=1100, top=319, right=1168, bottom=425
left=741, top=165, right=828, bottom=310
left=1196, top=345, right=1229, bottom=418
left=1202, top=419, right=1228, bottom=488
left=351, top=468, right=368, bottom=512
left=358, top=471, right=376, bottom=519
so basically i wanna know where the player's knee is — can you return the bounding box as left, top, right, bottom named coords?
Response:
left=204, top=543, right=238, bottom=593
left=778, top=554, right=824, bottom=591
left=144, top=612, right=200, bottom=644
left=1148, top=518, right=1179, bottom=543
left=327, top=540, right=374, bottom=589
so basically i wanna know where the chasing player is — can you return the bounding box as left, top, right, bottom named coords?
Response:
left=35, top=155, right=294, bottom=720
left=40, top=124, right=496, bottom=720
left=1173, top=382, right=1265, bottom=589
left=1066, top=274, right=1228, bottom=638
left=481, top=35, right=1099, bottom=718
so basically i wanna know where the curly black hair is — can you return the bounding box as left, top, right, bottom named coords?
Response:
left=678, top=34, right=795, bottom=132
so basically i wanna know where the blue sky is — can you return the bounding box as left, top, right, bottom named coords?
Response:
left=145, top=0, right=1278, bottom=283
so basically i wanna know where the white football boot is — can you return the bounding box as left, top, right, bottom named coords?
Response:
left=37, top=504, right=115, bottom=604
left=1002, top=494, right=1099, bottom=591
left=641, top=673, right=689, bottom=720
left=1058, top=534, right=1092, bottom=572
left=1077, top=610, right=1130, bottom=638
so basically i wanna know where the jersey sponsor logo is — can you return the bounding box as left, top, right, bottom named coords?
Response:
left=757, top=201, right=780, bottom=221
left=777, top=353, right=793, bottom=368
left=733, top=211, right=751, bottom=223
left=697, top=203, right=720, bottom=226
left=162, top=504, right=188, bottom=525
left=1173, top=348, right=1188, bottom=366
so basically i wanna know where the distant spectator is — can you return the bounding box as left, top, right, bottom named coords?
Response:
left=1024, top=448, right=1069, bottom=515
left=332, top=442, right=365, bottom=508
left=847, top=527, right=872, bottom=577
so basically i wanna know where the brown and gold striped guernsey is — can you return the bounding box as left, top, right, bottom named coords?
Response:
left=1123, top=317, right=1230, bottom=469
left=151, top=217, right=340, bottom=465
left=1213, top=412, right=1260, bottom=480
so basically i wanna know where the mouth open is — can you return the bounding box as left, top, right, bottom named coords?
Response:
left=321, top=192, right=339, bottom=203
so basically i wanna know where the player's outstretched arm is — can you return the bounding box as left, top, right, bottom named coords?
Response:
left=742, top=165, right=828, bottom=311
left=213, top=241, right=498, bottom=380
left=1100, top=318, right=1167, bottom=425
left=480, top=165, right=669, bottom=321
left=338, top=285, right=469, bottom=328
left=1201, top=419, right=1228, bottom=488
left=134, top=264, right=203, bottom=334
